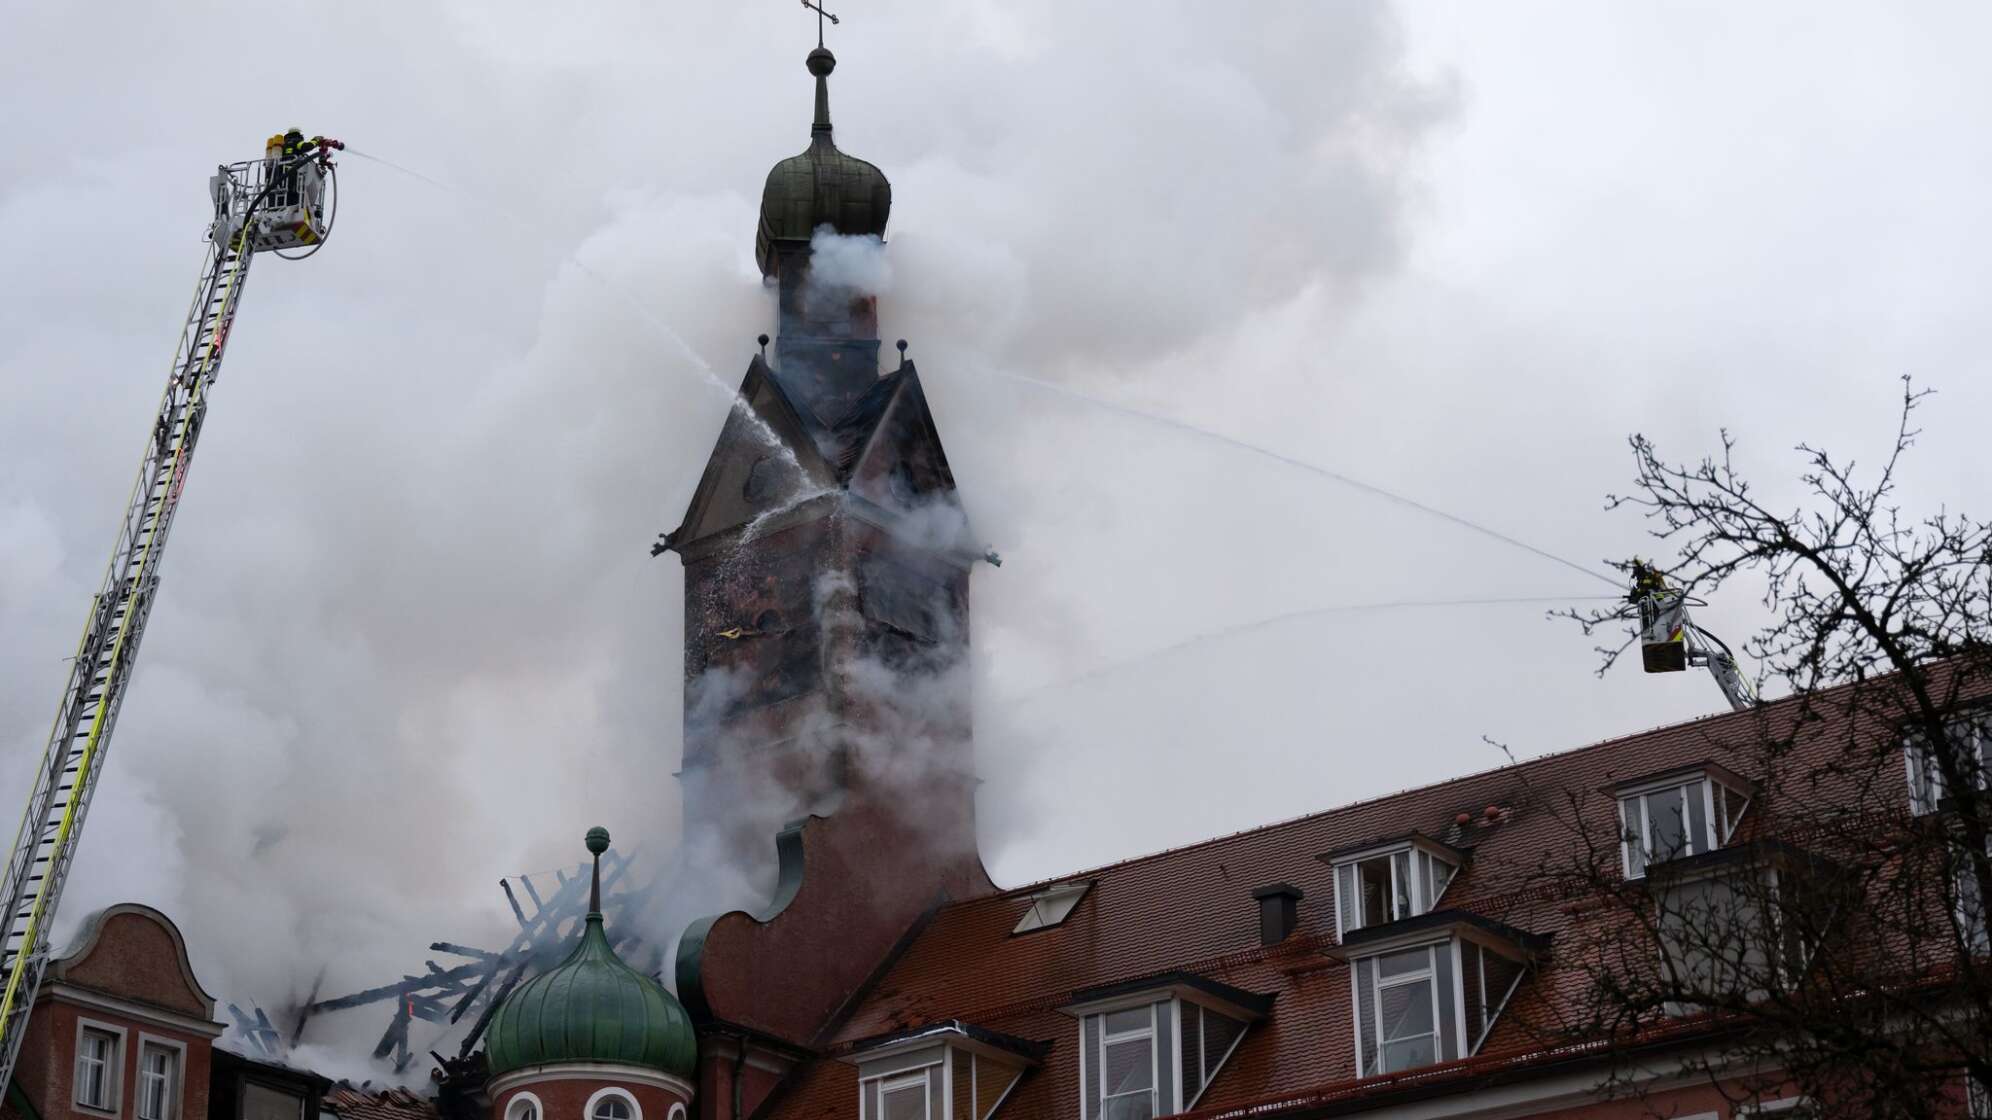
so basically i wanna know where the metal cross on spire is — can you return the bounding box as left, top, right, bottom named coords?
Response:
left=800, top=0, right=839, bottom=47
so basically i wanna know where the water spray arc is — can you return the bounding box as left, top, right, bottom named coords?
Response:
left=339, top=149, right=810, bottom=488
left=341, top=148, right=1613, bottom=598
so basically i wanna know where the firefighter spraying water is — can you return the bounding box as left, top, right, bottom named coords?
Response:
left=1626, top=559, right=1757, bottom=712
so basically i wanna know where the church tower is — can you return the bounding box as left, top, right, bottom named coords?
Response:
left=658, top=41, right=985, bottom=888
left=661, top=39, right=995, bottom=1113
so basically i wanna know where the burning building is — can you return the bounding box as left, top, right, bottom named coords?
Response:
left=5, top=30, right=1985, bottom=1120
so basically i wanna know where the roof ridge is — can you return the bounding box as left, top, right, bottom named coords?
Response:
left=984, top=680, right=1846, bottom=898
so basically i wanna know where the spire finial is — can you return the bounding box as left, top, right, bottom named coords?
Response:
left=584, top=826, right=609, bottom=916
left=801, top=1, right=839, bottom=135
left=801, top=0, right=838, bottom=48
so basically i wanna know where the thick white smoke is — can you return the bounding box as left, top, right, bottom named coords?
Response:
left=11, top=0, right=1838, bottom=1077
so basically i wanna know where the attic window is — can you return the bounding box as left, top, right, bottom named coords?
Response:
left=1331, top=915, right=1542, bottom=1078
left=847, top=1023, right=1037, bottom=1120
left=1061, top=976, right=1268, bottom=1120
left=1327, top=838, right=1458, bottom=938
left=1013, top=882, right=1090, bottom=934
left=1616, top=767, right=1753, bottom=879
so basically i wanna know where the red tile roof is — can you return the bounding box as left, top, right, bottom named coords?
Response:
left=760, top=683, right=1921, bottom=1119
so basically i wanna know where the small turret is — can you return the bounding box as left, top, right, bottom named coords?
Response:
left=484, top=829, right=697, bottom=1120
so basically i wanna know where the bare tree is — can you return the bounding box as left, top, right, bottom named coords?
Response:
left=1524, top=380, right=1992, bottom=1117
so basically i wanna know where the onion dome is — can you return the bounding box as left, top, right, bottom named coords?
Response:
left=756, top=46, right=892, bottom=278
left=485, top=828, right=696, bottom=1079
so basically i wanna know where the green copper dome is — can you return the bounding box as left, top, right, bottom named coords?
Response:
left=756, top=46, right=892, bottom=278
left=484, top=829, right=696, bottom=1079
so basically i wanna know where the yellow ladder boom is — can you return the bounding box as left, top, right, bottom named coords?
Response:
left=0, top=141, right=339, bottom=1088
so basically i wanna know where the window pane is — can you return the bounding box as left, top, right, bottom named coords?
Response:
left=1103, top=1007, right=1150, bottom=1037
left=1101, top=1096, right=1155, bottom=1120
left=882, top=1080, right=927, bottom=1120
left=1379, top=978, right=1434, bottom=1042
left=1179, top=1002, right=1202, bottom=1091
left=1460, top=944, right=1485, bottom=1049
left=1376, top=946, right=1429, bottom=979
left=1084, top=1015, right=1102, bottom=1120
left=77, top=1031, right=113, bottom=1110
left=1102, top=1037, right=1153, bottom=1093
left=1390, top=851, right=1413, bottom=919
left=1434, top=943, right=1458, bottom=1061
left=1961, top=853, right=1991, bottom=955
left=1336, top=864, right=1358, bottom=934
left=1425, top=855, right=1455, bottom=911
left=593, top=1099, right=632, bottom=1120
left=1722, top=785, right=1750, bottom=840
left=1620, top=796, right=1648, bottom=876
left=1480, top=951, right=1527, bottom=1024
left=1686, top=780, right=1710, bottom=853
left=1646, top=787, right=1689, bottom=863
left=1356, top=958, right=1377, bottom=1076
left=1357, top=858, right=1391, bottom=929
left=1379, top=1034, right=1437, bottom=1073
left=1200, top=1008, right=1246, bottom=1086
left=139, top=1046, right=175, bottom=1120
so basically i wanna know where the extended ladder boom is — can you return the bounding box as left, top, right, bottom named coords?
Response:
left=0, top=138, right=339, bottom=1088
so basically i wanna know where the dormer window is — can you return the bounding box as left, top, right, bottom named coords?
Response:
left=1614, top=765, right=1753, bottom=879
left=848, top=1021, right=1039, bottom=1120
left=1324, top=836, right=1460, bottom=937
left=1061, top=972, right=1271, bottom=1119
left=1329, top=912, right=1544, bottom=1079
left=1905, top=713, right=1990, bottom=815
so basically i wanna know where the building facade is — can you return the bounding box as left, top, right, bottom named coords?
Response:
left=0, top=904, right=328, bottom=1120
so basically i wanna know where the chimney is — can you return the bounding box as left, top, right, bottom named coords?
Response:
left=1252, top=883, right=1303, bottom=945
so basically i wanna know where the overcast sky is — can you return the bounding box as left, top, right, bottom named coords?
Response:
left=4, top=0, right=1990, bottom=1073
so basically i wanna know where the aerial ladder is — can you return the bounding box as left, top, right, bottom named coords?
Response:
left=0, top=132, right=343, bottom=1089
left=1628, top=559, right=1757, bottom=712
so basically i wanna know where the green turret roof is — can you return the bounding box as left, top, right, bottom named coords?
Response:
left=484, top=829, right=696, bottom=1079
left=756, top=46, right=891, bottom=278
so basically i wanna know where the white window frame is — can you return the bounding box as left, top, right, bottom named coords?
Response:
left=504, top=1092, right=544, bottom=1120
left=1013, top=881, right=1092, bottom=934
left=74, top=1018, right=127, bottom=1115
left=583, top=1087, right=641, bottom=1120
left=1349, top=935, right=1532, bottom=1077
left=1617, top=773, right=1749, bottom=880
left=1458, top=940, right=1528, bottom=1056
left=1352, top=942, right=1443, bottom=1078
left=134, top=1035, right=185, bottom=1120
left=1331, top=843, right=1457, bottom=938
left=859, top=1059, right=938, bottom=1120
left=1094, top=1004, right=1158, bottom=1120
left=878, top=1071, right=931, bottom=1120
